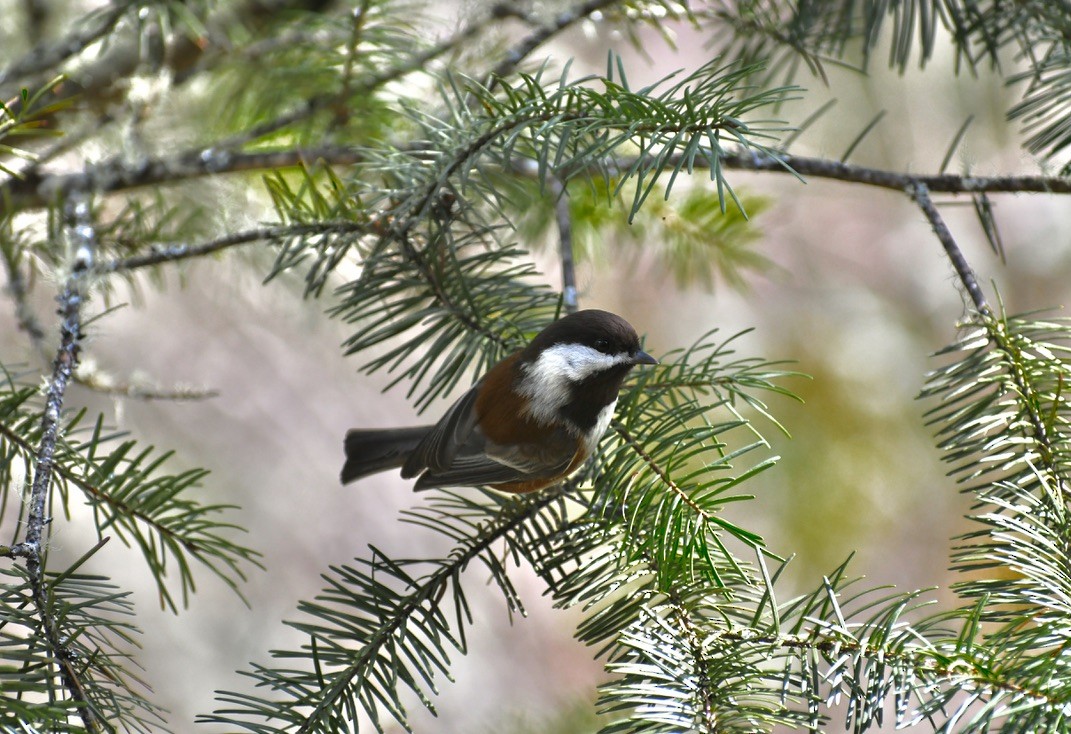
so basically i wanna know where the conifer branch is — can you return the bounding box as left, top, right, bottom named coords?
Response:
left=8, top=191, right=99, bottom=732
left=979, top=318, right=1067, bottom=495
left=911, top=182, right=990, bottom=316
left=1, top=420, right=206, bottom=565
left=11, top=144, right=1070, bottom=223
left=723, top=629, right=1060, bottom=708
left=551, top=176, right=579, bottom=314
left=96, top=220, right=376, bottom=273
left=297, top=493, right=563, bottom=733
left=2, top=145, right=366, bottom=214
left=691, top=149, right=1071, bottom=195
left=206, top=485, right=572, bottom=733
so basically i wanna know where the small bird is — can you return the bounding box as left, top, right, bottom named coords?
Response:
left=341, top=309, right=657, bottom=494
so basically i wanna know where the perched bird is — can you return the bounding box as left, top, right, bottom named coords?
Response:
left=341, top=309, right=657, bottom=494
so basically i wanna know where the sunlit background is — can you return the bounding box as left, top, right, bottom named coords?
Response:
left=3, top=1, right=1071, bottom=731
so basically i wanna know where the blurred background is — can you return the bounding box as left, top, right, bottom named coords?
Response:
left=3, top=1, right=1071, bottom=731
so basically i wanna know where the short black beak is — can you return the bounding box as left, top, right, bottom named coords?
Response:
left=633, top=350, right=658, bottom=365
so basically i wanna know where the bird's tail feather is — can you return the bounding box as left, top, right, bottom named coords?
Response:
left=341, top=427, right=430, bottom=484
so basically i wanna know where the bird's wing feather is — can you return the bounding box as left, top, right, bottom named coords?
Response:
left=413, top=430, right=577, bottom=490
left=413, top=455, right=528, bottom=489
left=401, top=383, right=482, bottom=477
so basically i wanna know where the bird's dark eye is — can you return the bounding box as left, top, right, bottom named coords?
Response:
left=593, top=338, right=610, bottom=353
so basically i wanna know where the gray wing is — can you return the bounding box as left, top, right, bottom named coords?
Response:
left=401, top=383, right=481, bottom=478
left=413, top=430, right=577, bottom=490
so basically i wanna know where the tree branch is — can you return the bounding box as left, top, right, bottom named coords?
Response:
left=717, top=149, right=1071, bottom=195
left=95, top=220, right=375, bottom=273
left=2, top=145, right=365, bottom=214
left=2, top=0, right=630, bottom=215
left=911, top=182, right=990, bottom=315
left=8, top=190, right=99, bottom=732
left=550, top=176, right=579, bottom=314
left=289, top=487, right=567, bottom=733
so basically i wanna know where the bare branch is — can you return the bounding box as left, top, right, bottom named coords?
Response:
left=3, top=145, right=365, bottom=214
left=8, top=189, right=100, bottom=732
left=74, top=364, right=220, bottom=401
left=550, top=177, right=579, bottom=314
left=717, top=149, right=1071, bottom=195
left=911, top=182, right=990, bottom=315
left=96, top=220, right=375, bottom=273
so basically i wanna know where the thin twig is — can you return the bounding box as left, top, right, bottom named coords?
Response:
left=9, top=190, right=99, bottom=732
left=911, top=182, right=990, bottom=315
left=3, top=145, right=366, bottom=215
left=485, top=0, right=623, bottom=84
left=0, top=0, right=138, bottom=89
left=550, top=177, right=578, bottom=314
left=716, top=149, right=1071, bottom=195
left=95, top=220, right=376, bottom=273
left=74, top=365, right=220, bottom=401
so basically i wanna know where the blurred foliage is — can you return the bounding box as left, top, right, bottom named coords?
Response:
left=516, top=180, right=774, bottom=290
left=0, top=77, right=68, bottom=177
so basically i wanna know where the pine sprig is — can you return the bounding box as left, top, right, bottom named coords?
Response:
left=703, top=1, right=1071, bottom=164
left=918, top=310, right=1071, bottom=729
left=959, top=2, right=1071, bottom=162
left=0, top=77, right=70, bottom=178
left=0, top=372, right=261, bottom=613
left=536, top=511, right=959, bottom=733
left=204, top=0, right=418, bottom=143
left=0, top=563, right=166, bottom=734
left=592, top=329, right=799, bottom=589
left=303, top=53, right=795, bottom=266
left=476, top=55, right=796, bottom=219
left=202, top=487, right=576, bottom=733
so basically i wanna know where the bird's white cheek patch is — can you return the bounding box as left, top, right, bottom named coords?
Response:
left=519, top=343, right=630, bottom=426
left=531, top=343, right=630, bottom=381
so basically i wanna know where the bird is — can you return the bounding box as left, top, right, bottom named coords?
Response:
left=341, top=309, right=657, bottom=494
